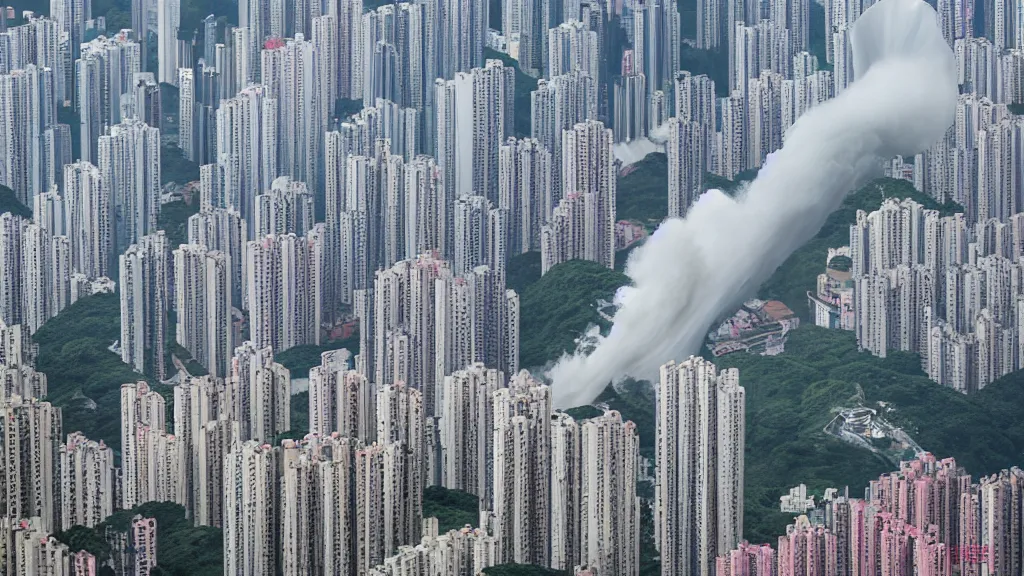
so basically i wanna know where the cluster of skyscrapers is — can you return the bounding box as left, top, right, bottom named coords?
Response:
left=716, top=454, right=1024, bottom=576
left=0, top=322, right=158, bottom=575
left=1, top=0, right=1024, bottom=573
left=790, top=0, right=1024, bottom=396
left=0, top=513, right=157, bottom=576
left=812, top=196, right=1024, bottom=394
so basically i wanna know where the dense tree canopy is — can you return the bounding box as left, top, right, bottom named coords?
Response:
left=0, top=185, right=32, bottom=218
left=34, top=294, right=150, bottom=450
left=518, top=260, right=629, bottom=368
left=424, top=486, right=480, bottom=533
left=56, top=502, right=222, bottom=576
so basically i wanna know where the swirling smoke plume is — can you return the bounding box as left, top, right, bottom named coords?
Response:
left=548, top=0, right=958, bottom=408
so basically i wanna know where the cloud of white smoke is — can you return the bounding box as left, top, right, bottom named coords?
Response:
left=613, top=123, right=672, bottom=168
left=548, top=0, right=958, bottom=408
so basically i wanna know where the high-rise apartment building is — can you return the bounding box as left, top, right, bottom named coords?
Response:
left=657, top=357, right=746, bottom=576
left=353, top=441, right=421, bottom=571
left=178, top=68, right=195, bottom=161
left=491, top=372, right=552, bottom=566
left=440, top=364, right=503, bottom=504
left=124, top=72, right=161, bottom=129
left=540, top=192, right=590, bottom=275
left=260, top=34, right=325, bottom=192
left=3, top=517, right=77, bottom=575
left=50, top=241, right=73, bottom=324
left=63, top=162, right=110, bottom=279
left=717, top=91, right=746, bottom=180
left=0, top=344, right=46, bottom=404
left=310, top=16, right=337, bottom=137
left=0, top=395, right=62, bottom=533
left=503, top=0, right=544, bottom=76
left=223, top=441, right=281, bottom=576
left=119, top=232, right=169, bottom=379
left=77, top=32, right=141, bottom=165
left=0, top=64, right=58, bottom=204
left=613, top=73, right=648, bottom=142
left=530, top=72, right=595, bottom=198
left=666, top=117, right=710, bottom=218
left=173, top=375, right=225, bottom=519
left=769, top=0, right=808, bottom=52
left=559, top=119, right=616, bottom=269
left=134, top=425, right=187, bottom=511
left=130, top=515, right=158, bottom=576
left=453, top=195, right=506, bottom=277
left=367, top=522, right=501, bottom=575
left=375, top=383, right=426, bottom=543
left=715, top=541, right=776, bottom=575
left=580, top=411, right=640, bottom=576
left=216, top=84, right=279, bottom=235
left=229, top=341, right=290, bottom=442
left=435, top=60, right=515, bottom=204
left=547, top=20, right=599, bottom=84
left=651, top=88, right=671, bottom=129
left=322, top=0, right=364, bottom=100
left=98, top=117, right=161, bottom=254
left=20, top=222, right=54, bottom=334
left=0, top=214, right=25, bottom=328
left=33, top=190, right=65, bottom=239
left=279, top=435, right=359, bottom=575
left=442, top=0, right=487, bottom=78
left=633, top=0, right=681, bottom=96
left=50, top=0, right=90, bottom=82
left=244, top=231, right=322, bottom=353
left=2, top=16, right=66, bottom=95
left=359, top=255, right=519, bottom=417
left=435, top=265, right=520, bottom=390
left=192, top=64, right=221, bottom=166
left=499, top=137, right=554, bottom=254
left=198, top=163, right=226, bottom=210
left=551, top=411, right=582, bottom=571
left=59, top=432, right=115, bottom=531
left=307, top=349, right=374, bottom=440
left=156, top=0, right=179, bottom=83
left=120, top=380, right=183, bottom=510
left=745, top=71, right=786, bottom=169
left=254, top=176, right=315, bottom=238
left=360, top=255, right=447, bottom=411
left=402, top=153, right=448, bottom=259
left=743, top=20, right=793, bottom=95
left=679, top=70, right=720, bottom=145
left=194, top=415, right=239, bottom=527
left=173, top=245, right=233, bottom=377
left=697, top=0, right=722, bottom=48
left=188, top=207, right=246, bottom=306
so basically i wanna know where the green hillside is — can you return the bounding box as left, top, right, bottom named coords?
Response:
left=758, top=177, right=962, bottom=319
left=519, top=177, right=960, bottom=368
left=0, top=185, right=32, bottom=218
left=618, top=153, right=668, bottom=226
left=518, top=174, right=1007, bottom=547
left=275, top=334, right=360, bottom=379
left=423, top=486, right=479, bottom=533
left=518, top=260, right=629, bottom=368
left=718, top=325, right=1024, bottom=543
left=56, top=502, right=222, bottom=575
left=33, top=294, right=145, bottom=449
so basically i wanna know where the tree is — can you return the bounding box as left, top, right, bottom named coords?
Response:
left=0, top=185, right=32, bottom=218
